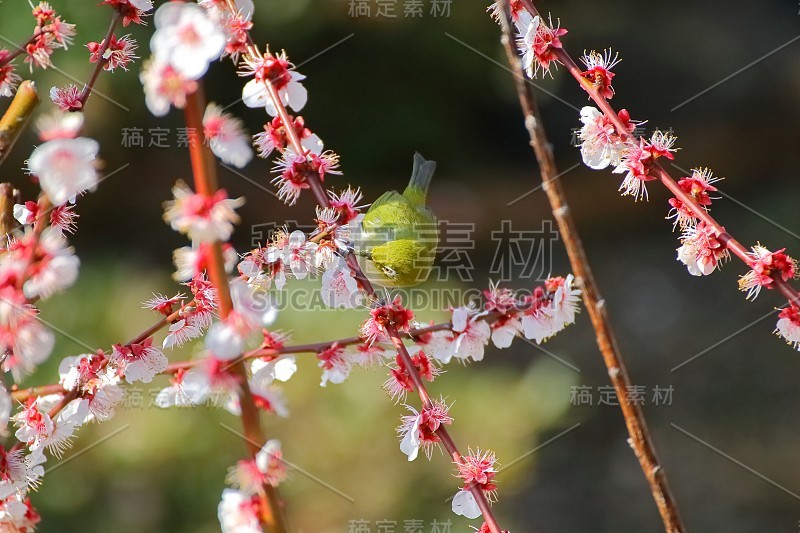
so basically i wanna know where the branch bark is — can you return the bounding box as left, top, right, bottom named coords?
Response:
left=498, top=3, right=686, bottom=532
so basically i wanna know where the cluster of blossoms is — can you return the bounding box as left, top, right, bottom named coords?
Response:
left=218, top=441, right=286, bottom=533
left=0, top=0, right=589, bottom=529
left=50, top=0, right=146, bottom=112
left=0, top=2, right=75, bottom=98
left=0, top=111, right=98, bottom=399
left=141, top=2, right=255, bottom=167
left=497, top=3, right=800, bottom=352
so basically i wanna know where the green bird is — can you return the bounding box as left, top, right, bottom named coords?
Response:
left=355, top=153, right=439, bottom=288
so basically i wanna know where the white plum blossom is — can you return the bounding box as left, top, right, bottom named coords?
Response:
left=430, top=306, right=491, bottom=364
left=490, top=316, right=522, bottom=349
left=140, top=57, right=198, bottom=116
left=522, top=275, right=582, bottom=343
left=110, top=339, right=169, bottom=384
left=163, top=181, right=244, bottom=243
left=203, top=103, right=253, bottom=168
left=398, top=408, right=422, bottom=461
left=775, top=306, right=800, bottom=350
left=22, top=228, right=80, bottom=300
left=205, top=278, right=277, bottom=359
left=218, top=488, right=262, bottom=533
left=240, top=50, right=307, bottom=116
left=250, top=356, right=297, bottom=386
left=27, top=137, right=99, bottom=206
left=151, top=2, right=226, bottom=80
left=13, top=400, right=76, bottom=457
left=320, top=257, right=362, bottom=308
left=578, top=106, right=625, bottom=170
left=162, top=317, right=203, bottom=349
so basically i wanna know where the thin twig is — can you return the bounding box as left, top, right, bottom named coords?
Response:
left=498, top=3, right=686, bottom=532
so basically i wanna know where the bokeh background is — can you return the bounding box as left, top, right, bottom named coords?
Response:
left=2, top=0, right=800, bottom=531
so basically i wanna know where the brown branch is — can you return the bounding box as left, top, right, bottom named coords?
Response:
left=184, top=87, right=288, bottom=533
left=0, top=80, right=39, bottom=167
left=498, top=3, right=686, bottom=532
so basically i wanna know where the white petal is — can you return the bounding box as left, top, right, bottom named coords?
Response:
left=451, top=489, right=482, bottom=519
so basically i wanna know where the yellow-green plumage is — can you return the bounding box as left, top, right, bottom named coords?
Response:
left=355, top=153, right=439, bottom=288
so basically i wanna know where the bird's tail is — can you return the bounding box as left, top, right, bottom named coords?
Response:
left=404, top=152, right=436, bottom=205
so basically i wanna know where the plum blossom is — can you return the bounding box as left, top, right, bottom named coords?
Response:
left=140, top=57, right=198, bottom=116
left=49, top=84, right=82, bottom=112
left=253, top=115, right=323, bottom=159
left=397, top=398, right=452, bottom=461
left=199, top=0, right=254, bottom=61
left=580, top=49, right=621, bottom=99
left=488, top=0, right=533, bottom=32
left=383, top=351, right=440, bottom=403
left=317, top=344, right=351, bottom=386
left=361, top=297, right=415, bottom=346
left=271, top=150, right=341, bottom=205
left=163, top=181, right=244, bottom=243
left=151, top=2, right=225, bottom=80
left=57, top=353, right=124, bottom=423
left=0, top=493, right=41, bottom=531
left=430, top=306, right=491, bottom=364
left=251, top=356, right=297, bottom=386
left=205, top=278, right=277, bottom=359
left=203, top=103, right=253, bottom=168
left=35, top=109, right=84, bottom=142
left=154, top=368, right=195, bottom=408
left=0, top=50, right=21, bottom=97
left=321, top=257, right=362, bottom=308
left=676, top=222, right=729, bottom=276
left=13, top=399, right=75, bottom=457
left=157, top=358, right=238, bottom=409
left=738, top=245, right=798, bottom=300
left=102, top=0, right=153, bottom=27
left=521, top=275, right=582, bottom=343
left=110, top=338, right=169, bottom=384
left=27, top=136, right=99, bottom=205
left=0, top=291, right=55, bottom=380
left=20, top=227, right=79, bottom=300
left=240, top=49, right=307, bottom=116
left=87, top=34, right=138, bottom=72
left=775, top=305, right=800, bottom=350
left=218, top=488, right=262, bottom=533
left=613, top=130, right=678, bottom=200
left=452, top=449, right=499, bottom=519
left=577, top=106, right=637, bottom=170
left=667, top=167, right=722, bottom=230
left=518, top=15, right=567, bottom=78
left=244, top=384, right=289, bottom=418
left=226, top=439, right=286, bottom=495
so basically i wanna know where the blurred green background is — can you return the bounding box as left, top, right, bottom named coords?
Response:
left=3, top=0, right=800, bottom=531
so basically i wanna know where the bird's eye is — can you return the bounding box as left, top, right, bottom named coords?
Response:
left=382, top=266, right=397, bottom=278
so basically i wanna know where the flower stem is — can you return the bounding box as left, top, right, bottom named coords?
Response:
left=499, top=3, right=686, bottom=532
left=0, top=80, right=39, bottom=166
left=184, top=87, right=288, bottom=533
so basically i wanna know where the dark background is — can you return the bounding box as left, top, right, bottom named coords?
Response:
left=2, top=0, right=800, bottom=531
